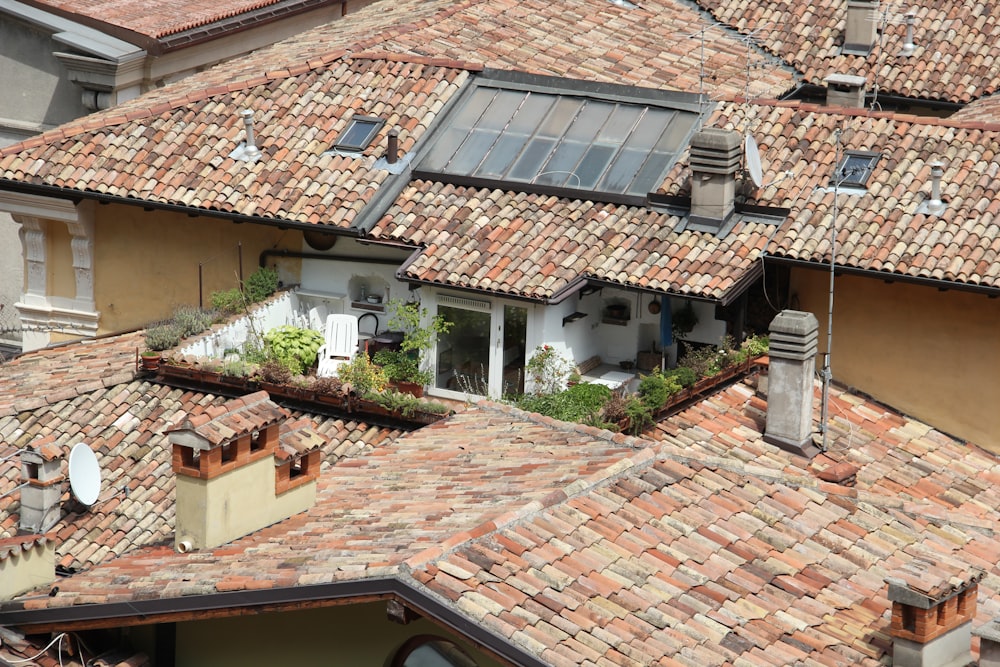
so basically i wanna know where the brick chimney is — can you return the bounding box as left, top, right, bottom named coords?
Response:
left=885, top=556, right=983, bottom=667
left=0, top=535, right=55, bottom=600
left=19, top=436, right=65, bottom=534
left=843, top=0, right=878, bottom=55
left=169, top=391, right=323, bottom=551
left=763, top=310, right=820, bottom=457
left=687, top=128, right=742, bottom=236
left=824, top=73, right=867, bottom=108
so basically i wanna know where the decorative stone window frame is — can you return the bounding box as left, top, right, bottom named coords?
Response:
left=0, top=192, right=99, bottom=350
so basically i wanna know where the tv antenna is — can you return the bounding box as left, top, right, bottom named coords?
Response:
left=744, top=135, right=764, bottom=188
left=68, top=443, right=101, bottom=506
left=867, top=2, right=914, bottom=110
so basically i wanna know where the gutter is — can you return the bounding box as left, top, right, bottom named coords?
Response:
left=0, top=180, right=362, bottom=238
left=763, top=253, right=1000, bottom=298
left=0, top=578, right=548, bottom=667
left=259, top=248, right=404, bottom=269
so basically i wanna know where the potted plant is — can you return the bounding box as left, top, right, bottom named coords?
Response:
left=372, top=349, right=429, bottom=397
left=380, top=299, right=453, bottom=393
left=139, top=350, right=161, bottom=371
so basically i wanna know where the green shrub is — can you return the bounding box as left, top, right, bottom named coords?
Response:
left=221, top=358, right=250, bottom=378
left=172, top=305, right=216, bottom=337
left=211, top=288, right=244, bottom=315
left=337, top=354, right=388, bottom=395
left=244, top=266, right=279, bottom=303
left=264, top=325, right=323, bottom=375
left=144, top=321, right=183, bottom=351
left=516, top=382, right=611, bottom=422
left=739, top=334, right=769, bottom=360
left=637, top=370, right=681, bottom=410
left=372, top=348, right=429, bottom=385
left=666, top=366, right=697, bottom=388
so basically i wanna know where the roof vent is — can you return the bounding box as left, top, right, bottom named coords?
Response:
left=843, top=0, right=879, bottom=55
left=230, top=109, right=262, bottom=163
left=824, top=73, right=867, bottom=108
left=898, top=9, right=917, bottom=56
left=924, top=161, right=947, bottom=215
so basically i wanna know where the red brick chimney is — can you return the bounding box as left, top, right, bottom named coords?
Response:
left=885, top=556, right=982, bottom=667
left=19, top=436, right=65, bottom=534
left=169, top=391, right=323, bottom=551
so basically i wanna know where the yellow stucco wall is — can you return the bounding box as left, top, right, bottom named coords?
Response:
left=93, top=206, right=302, bottom=333
left=173, top=602, right=506, bottom=667
left=791, top=268, right=1000, bottom=452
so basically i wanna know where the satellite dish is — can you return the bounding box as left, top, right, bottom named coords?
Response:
left=68, top=443, right=101, bottom=506
left=745, top=134, right=764, bottom=188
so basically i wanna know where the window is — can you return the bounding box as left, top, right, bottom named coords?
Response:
left=332, top=115, right=384, bottom=152
left=832, top=151, right=880, bottom=188
left=416, top=76, right=700, bottom=202
left=387, top=636, right=479, bottom=667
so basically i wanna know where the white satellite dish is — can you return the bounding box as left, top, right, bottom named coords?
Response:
left=745, top=134, right=764, bottom=188
left=68, top=443, right=101, bottom=506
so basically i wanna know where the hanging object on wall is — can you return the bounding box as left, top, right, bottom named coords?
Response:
left=647, top=299, right=661, bottom=314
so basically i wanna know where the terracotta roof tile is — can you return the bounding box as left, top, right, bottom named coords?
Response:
left=373, top=181, right=776, bottom=301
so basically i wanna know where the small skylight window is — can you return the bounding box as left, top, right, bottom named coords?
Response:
left=333, top=115, right=384, bottom=152
left=833, top=151, right=880, bottom=188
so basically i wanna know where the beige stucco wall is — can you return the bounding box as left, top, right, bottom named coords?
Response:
left=791, top=268, right=1000, bottom=452
left=175, top=455, right=315, bottom=550
left=173, top=602, right=505, bottom=667
left=93, top=206, right=302, bottom=333
left=0, top=541, right=54, bottom=600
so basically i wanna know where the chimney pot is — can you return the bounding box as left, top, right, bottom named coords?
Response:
left=763, top=310, right=820, bottom=458
left=387, top=128, right=399, bottom=165
left=687, top=128, right=742, bottom=235
left=824, top=73, right=867, bottom=108
left=927, top=161, right=946, bottom=215
left=843, top=0, right=879, bottom=55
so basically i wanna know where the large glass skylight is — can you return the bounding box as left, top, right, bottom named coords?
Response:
left=417, top=78, right=699, bottom=201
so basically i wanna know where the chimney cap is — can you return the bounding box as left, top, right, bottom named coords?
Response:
left=824, top=73, right=867, bottom=90
left=886, top=556, right=985, bottom=608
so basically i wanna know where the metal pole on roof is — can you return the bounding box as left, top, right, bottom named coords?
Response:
left=820, top=129, right=844, bottom=452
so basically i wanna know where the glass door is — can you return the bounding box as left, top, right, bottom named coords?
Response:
left=433, top=295, right=527, bottom=398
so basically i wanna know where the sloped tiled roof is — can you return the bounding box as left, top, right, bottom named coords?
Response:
left=698, top=0, right=1000, bottom=105
left=373, top=181, right=776, bottom=301
left=0, top=341, right=404, bottom=571
left=169, top=390, right=288, bottom=448
left=0, top=55, right=472, bottom=230
left=26, top=0, right=322, bottom=42
left=11, top=395, right=1000, bottom=665
left=658, top=100, right=1000, bottom=290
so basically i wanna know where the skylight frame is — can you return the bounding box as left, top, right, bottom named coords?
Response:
left=414, top=73, right=702, bottom=206
left=833, top=150, right=881, bottom=188
left=332, top=114, right=385, bottom=153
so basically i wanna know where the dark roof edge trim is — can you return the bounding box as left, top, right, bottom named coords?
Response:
left=763, top=253, right=1000, bottom=297
left=479, top=69, right=706, bottom=112
left=0, top=180, right=362, bottom=238
left=0, top=578, right=547, bottom=667
left=582, top=276, right=723, bottom=304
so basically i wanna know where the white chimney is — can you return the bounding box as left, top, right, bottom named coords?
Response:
left=229, top=109, right=262, bottom=163
left=687, top=128, right=742, bottom=236
left=843, top=0, right=878, bottom=55
left=763, top=310, right=820, bottom=457
left=19, top=437, right=65, bottom=534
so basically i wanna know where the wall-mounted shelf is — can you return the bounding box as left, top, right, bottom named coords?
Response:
left=562, top=312, right=588, bottom=326
left=351, top=301, right=385, bottom=313
left=601, top=317, right=630, bottom=327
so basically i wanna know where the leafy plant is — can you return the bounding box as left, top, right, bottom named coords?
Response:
left=739, top=334, right=769, bottom=360
left=337, top=354, right=388, bottom=395
left=672, top=300, right=698, bottom=340
left=221, top=358, right=251, bottom=378
left=244, top=266, right=279, bottom=303
left=257, top=359, right=293, bottom=384
left=372, top=349, right=431, bottom=385
left=144, top=321, right=184, bottom=351
left=516, top=382, right=611, bottom=422
left=666, top=366, right=697, bottom=388
left=525, top=344, right=573, bottom=395
left=264, top=325, right=323, bottom=375
left=211, top=288, right=244, bottom=316
left=637, top=370, right=682, bottom=410
left=387, top=299, right=453, bottom=356
left=310, top=376, right=344, bottom=395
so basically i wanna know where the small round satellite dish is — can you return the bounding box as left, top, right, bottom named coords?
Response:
left=68, top=443, right=101, bottom=506
left=745, top=134, right=764, bottom=188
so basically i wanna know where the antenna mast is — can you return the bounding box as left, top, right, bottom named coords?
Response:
left=820, top=130, right=844, bottom=451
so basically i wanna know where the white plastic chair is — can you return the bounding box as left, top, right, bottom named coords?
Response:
left=316, top=314, right=359, bottom=378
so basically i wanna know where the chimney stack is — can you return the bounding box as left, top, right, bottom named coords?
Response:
left=885, top=556, right=982, bottom=667
left=974, top=619, right=1000, bottom=667
left=843, top=0, right=878, bottom=55
left=687, top=128, right=742, bottom=236
left=824, top=73, right=868, bottom=108
left=19, top=437, right=65, bottom=534
left=169, top=391, right=323, bottom=551
left=764, top=310, right=820, bottom=457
